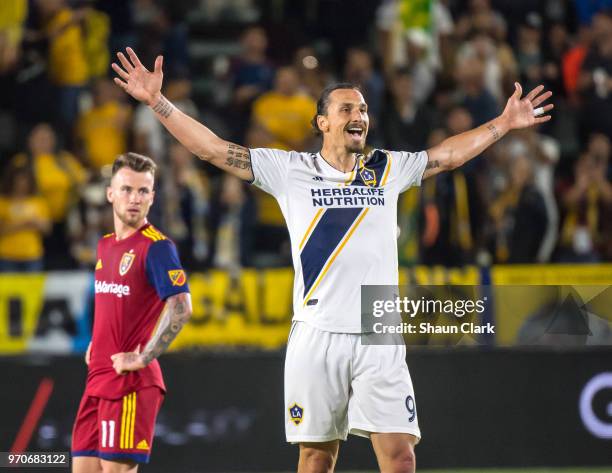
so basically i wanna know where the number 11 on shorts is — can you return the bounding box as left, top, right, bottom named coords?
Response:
left=101, top=420, right=116, bottom=448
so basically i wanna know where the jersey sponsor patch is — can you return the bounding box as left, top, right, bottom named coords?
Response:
left=95, top=280, right=131, bottom=298
left=288, top=403, right=304, bottom=425
left=95, top=259, right=103, bottom=270
left=168, top=269, right=186, bottom=286
left=119, top=251, right=135, bottom=276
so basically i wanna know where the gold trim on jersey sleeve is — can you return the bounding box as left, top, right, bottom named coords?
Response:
left=142, top=226, right=167, bottom=242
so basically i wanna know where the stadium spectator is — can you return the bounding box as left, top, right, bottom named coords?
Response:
left=488, top=153, right=548, bottom=263
left=213, top=174, right=247, bottom=269
left=381, top=67, right=435, bottom=152
left=420, top=108, right=478, bottom=266
left=516, top=13, right=544, bottom=94
left=0, top=160, right=50, bottom=272
left=0, top=0, right=27, bottom=74
left=454, top=55, right=501, bottom=126
left=456, top=30, right=518, bottom=102
left=163, top=142, right=210, bottom=268
left=292, top=46, right=333, bottom=101
left=82, top=6, right=110, bottom=80
left=455, top=0, right=506, bottom=42
left=11, top=123, right=87, bottom=269
left=76, top=78, right=131, bottom=171
left=404, top=31, right=437, bottom=106
left=251, top=66, right=317, bottom=151
left=543, top=22, right=570, bottom=97
left=343, top=47, right=385, bottom=142
left=67, top=175, right=113, bottom=267
left=502, top=128, right=560, bottom=261
left=35, top=0, right=89, bottom=134
left=562, top=25, right=592, bottom=102
left=227, top=25, right=275, bottom=141
left=577, top=10, right=612, bottom=141
left=557, top=146, right=612, bottom=262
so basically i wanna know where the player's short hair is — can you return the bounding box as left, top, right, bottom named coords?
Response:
left=311, top=82, right=361, bottom=136
left=112, top=152, right=157, bottom=178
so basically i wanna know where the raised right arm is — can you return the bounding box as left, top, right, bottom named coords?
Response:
left=112, top=48, right=254, bottom=181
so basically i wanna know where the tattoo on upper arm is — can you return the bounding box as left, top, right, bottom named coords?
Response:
left=487, top=123, right=500, bottom=141
left=426, top=159, right=440, bottom=170
left=226, top=144, right=252, bottom=170
left=141, top=294, right=190, bottom=365
left=152, top=96, right=174, bottom=118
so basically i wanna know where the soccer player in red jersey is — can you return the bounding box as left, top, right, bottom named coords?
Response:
left=71, top=153, right=192, bottom=473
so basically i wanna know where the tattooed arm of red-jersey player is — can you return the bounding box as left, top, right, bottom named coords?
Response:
left=111, top=292, right=192, bottom=374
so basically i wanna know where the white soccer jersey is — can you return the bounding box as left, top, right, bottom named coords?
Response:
left=250, top=148, right=428, bottom=333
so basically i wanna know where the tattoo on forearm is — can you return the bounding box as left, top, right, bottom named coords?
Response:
left=151, top=95, right=174, bottom=118
left=141, top=295, right=190, bottom=365
left=426, top=160, right=440, bottom=170
left=226, top=143, right=252, bottom=170
left=487, top=123, right=500, bottom=141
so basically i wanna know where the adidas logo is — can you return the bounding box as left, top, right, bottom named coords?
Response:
left=312, top=176, right=323, bottom=181
left=136, top=439, right=149, bottom=450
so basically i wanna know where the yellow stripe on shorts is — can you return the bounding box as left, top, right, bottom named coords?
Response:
left=130, top=392, right=137, bottom=449
left=120, top=394, right=128, bottom=448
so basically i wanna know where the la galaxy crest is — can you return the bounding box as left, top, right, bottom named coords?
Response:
left=119, top=250, right=135, bottom=276
left=288, top=403, right=304, bottom=426
left=359, top=166, right=377, bottom=187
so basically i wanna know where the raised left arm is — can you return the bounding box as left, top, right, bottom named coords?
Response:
left=423, top=83, right=553, bottom=179
left=111, top=292, right=192, bottom=374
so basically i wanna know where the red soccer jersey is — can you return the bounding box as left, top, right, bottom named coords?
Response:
left=86, top=223, right=189, bottom=399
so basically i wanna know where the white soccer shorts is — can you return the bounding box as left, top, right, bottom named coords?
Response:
left=284, top=321, right=421, bottom=443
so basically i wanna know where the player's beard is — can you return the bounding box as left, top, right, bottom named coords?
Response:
left=117, top=208, right=145, bottom=227
left=345, top=140, right=365, bottom=153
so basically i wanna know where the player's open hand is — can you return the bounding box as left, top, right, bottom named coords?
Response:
left=501, top=83, right=554, bottom=130
left=111, top=345, right=146, bottom=375
left=112, top=47, right=163, bottom=106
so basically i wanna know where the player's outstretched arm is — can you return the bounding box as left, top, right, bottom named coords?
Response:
left=423, top=83, right=553, bottom=179
left=112, top=48, right=254, bottom=181
left=110, top=292, right=192, bottom=374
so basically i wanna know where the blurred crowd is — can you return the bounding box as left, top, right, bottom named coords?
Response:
left=0, top=0, right=611, bottom=272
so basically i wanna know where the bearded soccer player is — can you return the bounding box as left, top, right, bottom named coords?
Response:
left=112, top=48, right=552, bottom=473
left=71, top=153, right=192, bottom=473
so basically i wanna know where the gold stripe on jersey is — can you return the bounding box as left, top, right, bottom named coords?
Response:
left=303, top=207, right=370, bottom=305
left=299, top=208, right=325, bottom=250
left=381, top=151, right=393, bottom=186
left=142, top=227, right=166, bottom=242
left=103, top=233, right=114, bottom=239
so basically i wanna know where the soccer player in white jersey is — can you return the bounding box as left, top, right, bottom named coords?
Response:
left=112, top=48, right=552, bottom=473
